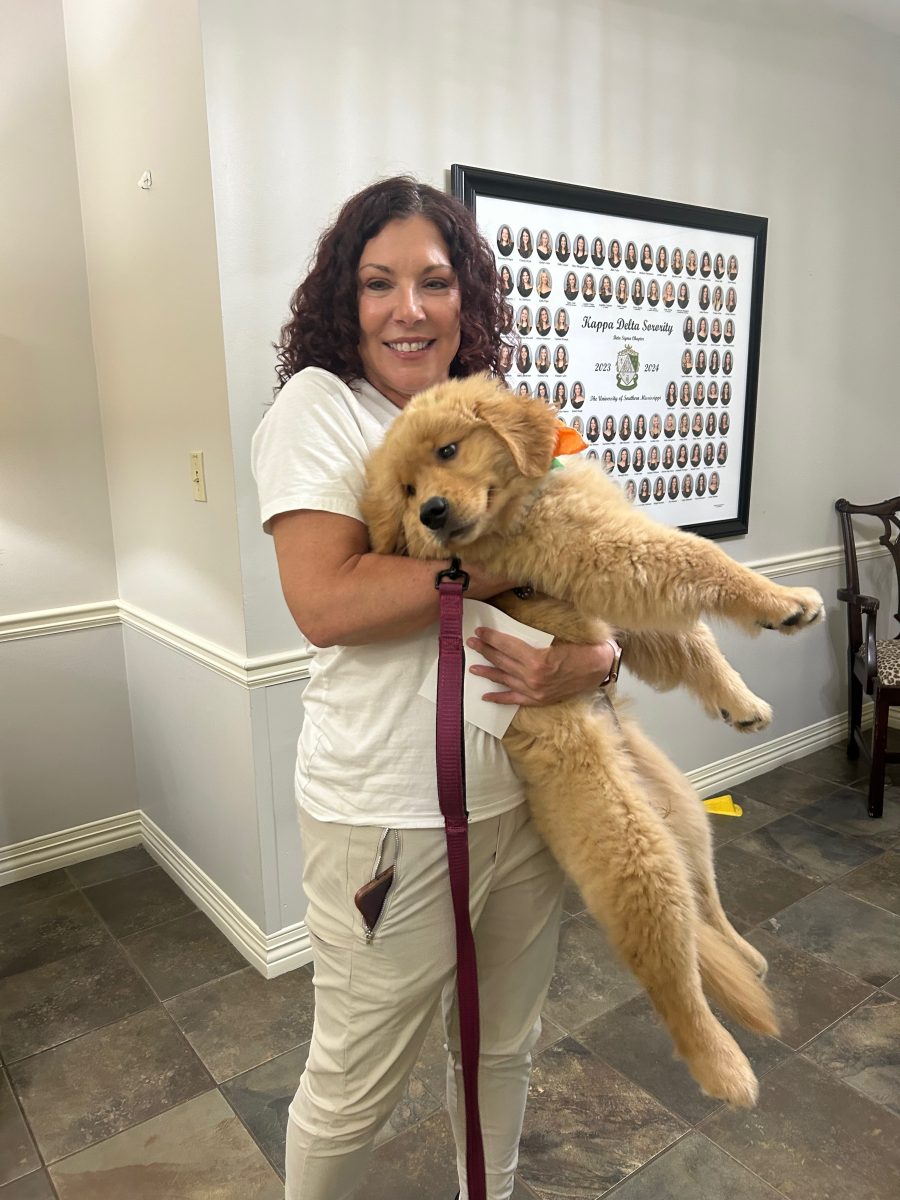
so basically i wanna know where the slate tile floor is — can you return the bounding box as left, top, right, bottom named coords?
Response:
left=2, top=738, right=899, bottom=1199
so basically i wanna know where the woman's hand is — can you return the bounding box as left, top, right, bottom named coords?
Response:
left=467, top=629, right=618, bottom=706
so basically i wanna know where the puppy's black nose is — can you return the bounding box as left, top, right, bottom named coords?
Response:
left=420, top=496, right=450, bottom=530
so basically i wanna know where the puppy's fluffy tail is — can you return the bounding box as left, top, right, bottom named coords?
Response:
left=697, top=925, right=779, bottom=1037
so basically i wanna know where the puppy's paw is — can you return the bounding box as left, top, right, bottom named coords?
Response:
left=720, top=695, right=773, bottom=733
left=756, top=586, right=825, bottom=635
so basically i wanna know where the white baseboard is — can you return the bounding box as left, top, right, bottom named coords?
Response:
left=2, top=705, right=896, bottom=979
left=0, top=811, right=311, bottom=979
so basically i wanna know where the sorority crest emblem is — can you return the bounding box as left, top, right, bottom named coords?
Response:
left=616, top=345, right=639, bottom=391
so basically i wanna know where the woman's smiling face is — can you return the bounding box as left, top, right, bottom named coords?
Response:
left=357, top=215, right=461, bottom=408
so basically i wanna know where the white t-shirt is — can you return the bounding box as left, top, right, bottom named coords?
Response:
left=251, top=366, right=525, bottom=827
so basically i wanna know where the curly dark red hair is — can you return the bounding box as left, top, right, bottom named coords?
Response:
left=275, top=176, right=512, bottom=390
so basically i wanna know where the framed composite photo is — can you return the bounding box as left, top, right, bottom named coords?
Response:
left=451, top=164, right=768, bottom=539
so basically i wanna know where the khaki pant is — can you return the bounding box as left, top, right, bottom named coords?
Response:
left=285, top=804, right=564, bottom=1200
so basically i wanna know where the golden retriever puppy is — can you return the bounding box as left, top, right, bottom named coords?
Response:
left=362, top=375, right=824, bottom=1107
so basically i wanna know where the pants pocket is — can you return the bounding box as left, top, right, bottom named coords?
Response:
left=354, top=828, right=400, bottom=942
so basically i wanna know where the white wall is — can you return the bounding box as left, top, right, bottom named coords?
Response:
left=62, top=0, right=246, bottom=654
left=0, top=0, right=138, bottom=849
left=0, top=0, right=117, bottom=615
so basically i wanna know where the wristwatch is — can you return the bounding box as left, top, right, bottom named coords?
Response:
left=598, top=638, right=623, bottom=688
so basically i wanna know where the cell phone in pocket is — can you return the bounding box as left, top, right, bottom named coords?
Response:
left=354, top=865, right=395, bottom=941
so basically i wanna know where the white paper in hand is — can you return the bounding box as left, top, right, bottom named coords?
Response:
left=418, top=599, right=554, bottom=739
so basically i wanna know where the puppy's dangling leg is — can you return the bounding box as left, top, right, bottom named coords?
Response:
left=509, top=710, right=759, bottom=1107
left=617, top=719, right=774, bottom=999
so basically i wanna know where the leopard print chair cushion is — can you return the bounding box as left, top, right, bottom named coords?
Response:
left=877, top=639, right=900, bottom=686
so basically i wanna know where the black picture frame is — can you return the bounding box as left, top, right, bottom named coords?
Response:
left=452, top=164, right=767, bottom=539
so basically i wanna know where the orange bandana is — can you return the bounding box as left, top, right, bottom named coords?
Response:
left=553, top=422, right=588, bottom=456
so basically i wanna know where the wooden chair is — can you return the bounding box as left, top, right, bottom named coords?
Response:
left=835, top=496, right=900, bottom=817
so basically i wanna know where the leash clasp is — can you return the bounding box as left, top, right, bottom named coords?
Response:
left=434, top=557, right=470, bottom=591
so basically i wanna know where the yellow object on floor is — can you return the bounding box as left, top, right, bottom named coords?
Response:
left=702, top=793, right=743, bottom=817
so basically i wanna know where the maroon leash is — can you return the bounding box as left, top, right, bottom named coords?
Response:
left=435, top=558, right=486, bottom=1200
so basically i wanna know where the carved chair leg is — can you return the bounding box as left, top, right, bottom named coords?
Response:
left=868, top=693, right=889, bottom=819
left=848, top=651, right=863, bottom=761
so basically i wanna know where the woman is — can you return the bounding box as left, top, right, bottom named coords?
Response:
left=722, top=380, right=732, bottom=405
left=723, top=350, right=734, bottom=375
left=640, top=242, right=654, bottom=271
left=639, top=478, right=651, bottom=503
left=517, top=305, right=532, bottom=336
left=648, top=444, right=660, bottom=470
left=586, top=414, right=601, bottom=443
left=616, top=277, right=629, bottom=305
left=554, top=380, right=568, bottom=409
left=706, top=411, right=717, bottom=436
left=665, top=380, right=677, bottom=407
left=536, top=229, right=552, bottom=260
left=619, top=414, right=632, bottom=440
left=662, top=281, right=675, bottom=308
left=727, top=255, right=739, bottom=280
left=654, top=476, right=666, bottom=501
left=556, top=232, right=570, bottom=262
left=516, top=343, right=532, bottom=374
left=680, top=381, right=691, bottom=406
left=700, top=251, right=712, bottom=278
left=724, top=318, right=735, bottom=343
left=624, top=241, right=638, bottom=270
left=517, top=267, right=533, bottom=297
left=601, top=448, right=615, bottom=473
left=256, top=177, right=619, bottom=1199
left=696, top=349, right=707, bottom=375
left=726, top=287, right=737, bottom=312
left=497, top=225, right=513, bottom=256
left=678, top=413, right=690, bottom=438
left=714, top=252, right=725, bottom=279
left=663, top=443, right=675, bottom=469
left=599, top=275, right=613, bottom=303
left=686, top=249, right=698, bottom=276
left=570, top=414, right=584, bottom=434
left=573, top=234, right=588, bottom=264
left=591, top=236, right=605, bottom=266
left=647, top=279, right=660, bottom=307
left=536, top=268, right=552, bottom=299
left=608, top=239, right=622, bottom=268
left=581, top=272, right=596, bottom=302
left=677, top=282, right=689, bottom=309
left=499, top=264, right=513, bottom=296
left=671, top=247, right=684, bottom=274
left=554, top=308, right=569, bottom=336
left=632, top=446, right=645, bottom=472
left=697, top=317, right=709, bottom=343
left=518, top=227, right=533, bottom=257
left=707, top=381, right=719, bottom=405
left=699, top=284, right=710, bottom=311
left=683, top=316, right=694, bottom=342
left=517, top=382, right=531, bottom=397
left=668, top=474, right=680, bottom=500
left=694, top=381, right=705, bottom=405
left=616, top=447, right=630, bottom=473
left=602, top=414, right=616, bottom=442
left=536, top=305, right=552, bottom=337
left=709, top=470, right=721, bottom=494
left=554, top=345, right=569, bottom=373
left=564, top=272, right=579, bottom=301
left=570, top=380, right=586, bottom=408
left=656, top=245, right=668, bottom=273
left=696, top=472, right=707, bottom=497
left=634, top=413, right=647, bottom=440
left=535, top=380, right=550, bottom=400
left=649, top=414, right=662, bottom=439
left=535, top=343, right=550, bottom=374
left=631, top=277, right=644, bottom=305
left=708, top=317, right=719, bottom=343
left=712, top=286, right=724, bottom=312
left=664, top=414, right=676, bottom=439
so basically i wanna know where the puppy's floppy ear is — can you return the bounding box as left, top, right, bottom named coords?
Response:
left=472, top=383, right=559, bottom=478
left=362, top=450, right=408, bottom=555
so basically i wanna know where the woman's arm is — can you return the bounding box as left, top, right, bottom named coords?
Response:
left=271, top=510, right=616, bottom=700
left=270, top=509, right=517, bottom=647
